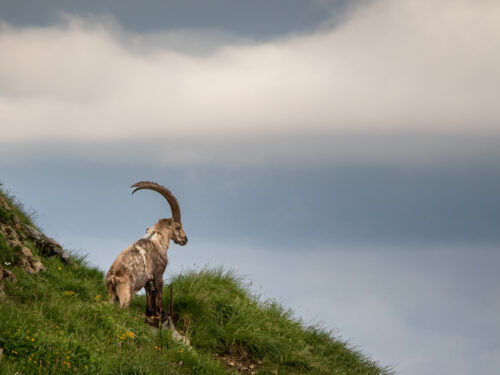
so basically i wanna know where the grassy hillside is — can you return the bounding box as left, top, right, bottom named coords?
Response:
left=0, top=186, right=391, bottom=374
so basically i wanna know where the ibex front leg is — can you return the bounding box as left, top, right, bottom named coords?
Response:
left=154, top=278, right=169, bottom=322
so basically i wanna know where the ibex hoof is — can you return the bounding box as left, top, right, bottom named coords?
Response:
left=145, top=315, right=161, bottom=327
left=161, top=311, right=170, bottom=324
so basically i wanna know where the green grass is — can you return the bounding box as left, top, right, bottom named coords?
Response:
left=0, top=262, right=389, bottom=375
left=0, top=186, right=391, bottom=374
left=0, top=255, right=222, bottom=375
left=165, top=268, right=389, bottom=374
left=0, top=231, right=16, bottom=265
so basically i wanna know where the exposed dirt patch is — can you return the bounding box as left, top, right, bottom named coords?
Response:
left=214, top=352, right=265, bottom=374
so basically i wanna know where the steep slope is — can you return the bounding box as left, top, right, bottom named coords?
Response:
left=0, top=185, right=391, bottom=374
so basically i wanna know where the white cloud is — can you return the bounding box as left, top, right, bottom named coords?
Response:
left=0, top=0, right=499, bottom=164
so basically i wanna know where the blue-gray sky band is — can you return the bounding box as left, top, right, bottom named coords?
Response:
left=2, top=145, right=499, bottom=248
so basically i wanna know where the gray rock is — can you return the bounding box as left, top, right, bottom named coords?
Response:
left=23, top=224, right=72, bottom=264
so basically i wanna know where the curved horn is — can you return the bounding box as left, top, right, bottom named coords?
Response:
left=130, top=181, right=182, bottom=223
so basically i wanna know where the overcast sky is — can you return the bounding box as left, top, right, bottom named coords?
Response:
left=1, top=1, right=500, bottom=374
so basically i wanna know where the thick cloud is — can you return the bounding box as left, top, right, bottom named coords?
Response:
left=1, top=0, right=499, bottom=166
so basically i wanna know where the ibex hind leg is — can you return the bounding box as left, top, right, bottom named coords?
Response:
left=115, top=282, right=133, bottom=308
left=106, top=277, right=119, bottom=304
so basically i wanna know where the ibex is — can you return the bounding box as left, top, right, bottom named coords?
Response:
left=106, top=181, right=187, bottom=322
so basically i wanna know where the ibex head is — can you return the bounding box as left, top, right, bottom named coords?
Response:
left=131, top=181, right=188, bottom=246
